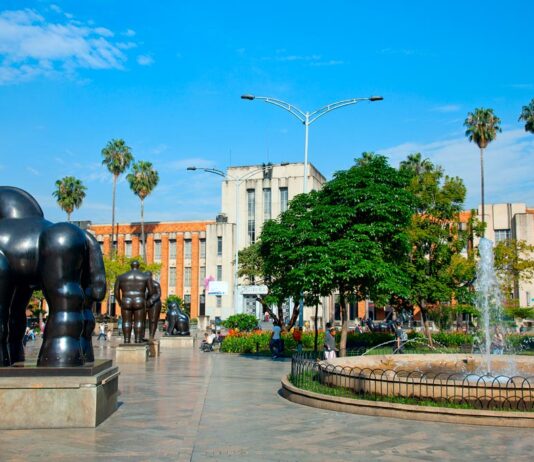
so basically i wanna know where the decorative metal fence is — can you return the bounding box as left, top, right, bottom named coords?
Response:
left=290, top=351, right=534, bottom=411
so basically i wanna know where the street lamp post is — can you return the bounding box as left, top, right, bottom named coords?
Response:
left=188, top=165, right=280, bottom=317
left=241, top=93, right=383, bottom=326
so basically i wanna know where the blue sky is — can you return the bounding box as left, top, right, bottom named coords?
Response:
left=1, top=0, right=533, bottom=224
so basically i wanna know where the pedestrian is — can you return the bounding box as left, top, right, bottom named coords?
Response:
left=491, top=326, right=505, bottom=354
left=393, top=321, right=407, bottom=354
left=97, top=322, right=107, bottom=341
left=324, top=327, right=337, bottom=360
left=270, top=321, right=283, bottom=359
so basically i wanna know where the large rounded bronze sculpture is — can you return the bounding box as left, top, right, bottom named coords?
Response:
left=165, top=301, right=190, bottom=336
left=0, top=186, right=106, bottom=367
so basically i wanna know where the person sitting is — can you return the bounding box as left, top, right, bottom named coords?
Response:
left=200, top=330, right=217, bottom=352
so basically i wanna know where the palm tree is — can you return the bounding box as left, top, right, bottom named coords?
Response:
left=101, top=139, right=133, bottom=255
left=464, top=108, right=501, bottom=235
left=52, top=176, right=87, bottom=221
left=519, top=98, right=534, bottom=134
left=127, top=161, right=159, bottom=260
left=399, top=152, right=434, bottom=175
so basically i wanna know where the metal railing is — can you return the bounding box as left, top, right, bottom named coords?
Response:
left=290, top=351, right=534, bottom=411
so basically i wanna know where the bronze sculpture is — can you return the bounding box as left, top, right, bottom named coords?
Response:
left=165, top=301, right=190, bottom=336
left=146, top=277, right=162, bottom=340
left=0, top=186, right=106, bottom=367
left=114, top=261, right=154, bottom=343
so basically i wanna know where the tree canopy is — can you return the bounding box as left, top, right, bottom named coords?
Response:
left=52, top=176, right=86, bottom=221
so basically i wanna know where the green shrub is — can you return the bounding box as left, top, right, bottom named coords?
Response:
left=222, top=314, right=259, bottom=332
left=432, top=332, right=473, bottom=347
left=220, top=330, right=324, bottom=354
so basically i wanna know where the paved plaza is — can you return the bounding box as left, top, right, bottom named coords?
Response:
left=1, top=337, right=533, bottom=461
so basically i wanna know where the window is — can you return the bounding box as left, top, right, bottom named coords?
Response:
left=200, top=239, right=206, bottom=258
left=169, top=239, right=176, bottom=259
left=494, top=229, right=511, bottom=242
left=184, top=294, right=191, bottom=314
left=216, top=295, right=222, bottom=308
left=527, top=292, right=531, bottom=307
left=199, top=266, right=206, bottom=284
left=217, top=265, right=222, bottom=281
left=184, top=239, right=192, bottom=259
left=184, top=267, right=192, bottom=287
left=169, top=267, right=176, bottom=288
left=199, top=292, right=205, bottom=316
left=247, top=189, right=256, bottom=244
left=217, top=236, right=223, bottom=256
left=263, top=188, right=271, bottom=220
left=280, top=187, right=288, bottom=213
left=125, top=241, right=132, bottom=257
left=154, top=240, right=161, bottom=261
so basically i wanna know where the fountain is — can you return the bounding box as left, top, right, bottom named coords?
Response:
left=475, top=238, right=505, bottom=375
left=292, top=238, right=534, bottom=423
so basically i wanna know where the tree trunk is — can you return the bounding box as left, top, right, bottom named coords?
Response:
left=255, top=296, right=278, bottom=324
left=420, top=301, right=434, bottom=348
left=287, top=300, right=300, bottom=329
left=480, top=147, right=485, bottom=237
left=141, top=198, right=146, bottom=261
left=111, top=174, right=117, bottom=256
left=340, top=293, right=348, bottom=357
left=314, top=303, right=319, bottom=353
left=277, top=302, right=285, bottom=328
left=67, top=211, right=71, bottom=222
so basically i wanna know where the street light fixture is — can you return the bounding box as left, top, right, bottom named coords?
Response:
left=188, top=163, right=288, bottom=317
left=241, top=94, right=383, bottom=194
left=241, top=93, right=383, bottom=326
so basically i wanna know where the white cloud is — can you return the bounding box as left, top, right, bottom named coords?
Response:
left=381, top=129, right=534, bottom=208
left=0, top=8, right=136, bottom=84
left=123, top=29, right=136, bottom=37
left=136, top=54, right=154, bottom=66
left=26, top=166, right=40, bottom=176
left=432, top=104, right=461, bottom=113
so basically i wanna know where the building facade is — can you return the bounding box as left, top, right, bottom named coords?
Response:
left=476, top=203, right=534, bottom=307
left=89, top=221, right=214, bottom=319
left=204, top=162, right=327, bottom=322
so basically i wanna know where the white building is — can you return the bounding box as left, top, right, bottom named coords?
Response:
left=477, top=203, right=534, bottom=307
left=204, top=162, right=326, bottom=320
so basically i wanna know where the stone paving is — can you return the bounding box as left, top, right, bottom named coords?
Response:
left=0, top=336, right=533, bottom=461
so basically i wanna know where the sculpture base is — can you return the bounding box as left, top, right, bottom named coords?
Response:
left=148, top=339, right=160, bottom=357
left=116, top=343, right=149, bottom=363
left=160, top=336, right=195, bottom=349
left=0, top=359, right=119, bottom=429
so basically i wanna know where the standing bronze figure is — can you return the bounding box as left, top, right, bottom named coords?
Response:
left=114, top=261, right=154, bottom=343
left=146, top=277, right=162, bottom=340
left=0, top=186, right=106, bottom=367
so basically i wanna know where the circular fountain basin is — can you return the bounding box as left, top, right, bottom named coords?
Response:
left=321, top=354, right=534, bottom=407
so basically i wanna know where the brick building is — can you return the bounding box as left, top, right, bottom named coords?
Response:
left=89, top=220, right=214, bottom=319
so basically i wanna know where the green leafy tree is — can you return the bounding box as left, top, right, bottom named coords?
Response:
left=222, top=313, right=259, bottom=332
left=52, top=176, right=87, bottom=221
left=464, top=108, right=501, bottom=234
left=101, top=139, right=134, bottom=255
left=316, top=154, right=415, bottom=356
left=399, top=153, right=473, bottom=344
left=260, top=191, right=331, bottom=330
left=519, top=98, right=534, bottom=134
left=494, top=239, right=534, bottom=307
left=127, top=161, right=159, bottom=260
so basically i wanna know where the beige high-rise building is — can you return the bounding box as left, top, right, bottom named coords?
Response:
left=477, top=203, right=534, bottom=307
left=204, top=162, right=326, bottom=321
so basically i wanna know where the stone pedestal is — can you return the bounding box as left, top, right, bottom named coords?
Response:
left=116, top=343, right=149, bottom=363
left=160, top=336, right=195, bottom=349
left=0, top=360, right=119, bottom=429
left=148, top=339, right=160, bottom=357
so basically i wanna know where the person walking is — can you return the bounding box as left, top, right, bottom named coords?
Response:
left=270, top=321, right=283, bottom=359
left=324, top=327, right=337, bottom=360
left=393, top=321, right=407, bottom=354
